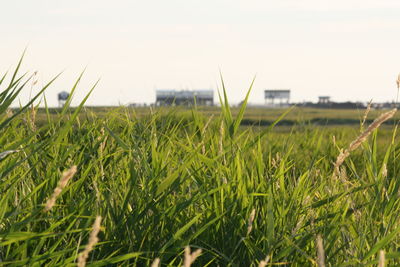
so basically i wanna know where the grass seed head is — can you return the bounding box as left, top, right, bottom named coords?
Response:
left=29, top=104, right=37, bottom=131
left=348, top=108, right=396, bottom=152
left=258, top=255, right=270, bottom=267
left=6, top=108, right=13, bottom=118
left=361, top=100, right=372, bottom=128
left=151, top=258, right=160, bottom=267
left=44, top=165, right=77, bottom=212
left=397, top=73, right=400, bottom=89
left=247, top=208, right=256, bottom=235
left=77, top=216, right=102, bottom=267
left=382, top=163, right=388, bottom=178
left=379, top=250, right=385, bottom=267
left=183, top=246, right=202, bottom=267
left=334, top=109, right=396, bottom=177
left=316, top=234, right=326, bottom=267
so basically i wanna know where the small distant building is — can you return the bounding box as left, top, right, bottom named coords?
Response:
left=155, top=90, right=213, bottom=106
left=58, top=91, right=69, bottom=107
left=318, top=96, right=331, bottom=104
left=264, top=89, right=290, bottom=107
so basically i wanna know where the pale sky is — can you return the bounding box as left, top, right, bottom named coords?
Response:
left=1, top=0, right=399, bottom=106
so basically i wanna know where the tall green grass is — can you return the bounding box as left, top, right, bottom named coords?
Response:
left=1, top=59, right=400, bottom=266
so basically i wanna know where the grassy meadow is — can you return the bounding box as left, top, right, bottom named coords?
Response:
left=2, top=61, right=400, bottom=266
left=34, top=105, right=400, bottom=128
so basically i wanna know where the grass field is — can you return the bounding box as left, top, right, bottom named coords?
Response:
left=1, top=62, right=400, bottom=266
left=32, top=105, right=400, bottom=130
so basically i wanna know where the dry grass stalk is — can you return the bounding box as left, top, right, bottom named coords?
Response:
left=29, top=104, right=37, bottom=131
left=361, top=100, right=372, bottom=128
left=349, top=108, right=396, bottom=151
left=258, top=255, right=270, bottom=267
left=6, top=108, right=13, bottom=118
left=379, top=250, right=385, bottom=267
left=183, top=246, right=202, bottom=267
left=77, top=216, right=102, bottom=267
left=0, top=150, right=20, bottom=160
left=201, top=143, right=206, bottom=155
left=271, top=152, right=281, bottom=168
left=397, top=73, right=400, bottom=105
left=397, top=73, right=400, bottom=90
left=333, top=109, right=396, bottom=176
left=316, top=234, right=326, bottom=267
left=151, top=258, right=160, bottom=267
left=333, top=149, right=349, bottom=178
left=338, top=167, right=354, bottom=190
left=202, top=115, right=214, bottom=137
left=98, top=127, right=107, bottom=153
left=382, top=163, right=388, bottom=178
left=44, top=165, right=77, bottom=212
left=247, top=208, right=256, bottom=235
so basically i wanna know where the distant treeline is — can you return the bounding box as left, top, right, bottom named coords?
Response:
left=298, top=101, right=398, bottom=109
left=241, top=118, right=398, bottom=126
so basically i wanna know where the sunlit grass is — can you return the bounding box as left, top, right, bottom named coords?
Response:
left=1, top=57, right=400, bottom=266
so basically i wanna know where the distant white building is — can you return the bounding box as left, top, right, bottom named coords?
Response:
left=155, top=90, right=214, bottom=106
left=264, top=89, right=290, bottom=107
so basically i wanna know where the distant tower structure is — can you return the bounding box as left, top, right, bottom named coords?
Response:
left=318, top=96, right=331, bottom=104
left=58, top=91, right=69, bottom=107
left=264, top=89, right=290, bottom=107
